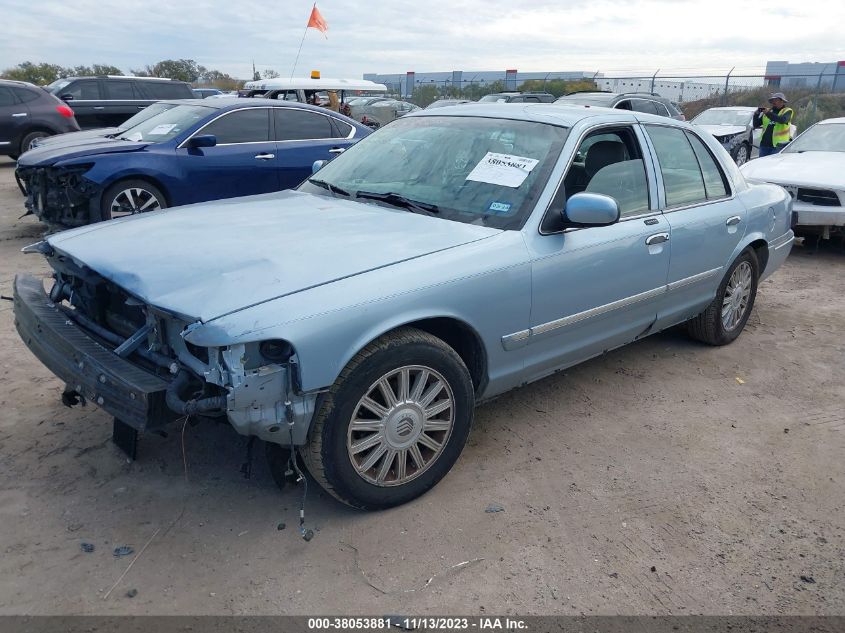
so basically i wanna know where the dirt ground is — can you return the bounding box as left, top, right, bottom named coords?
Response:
left=0, top=156, right=842, bottom=616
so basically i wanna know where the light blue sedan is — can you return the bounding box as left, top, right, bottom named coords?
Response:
left=14, top=104, right=794, bottom=510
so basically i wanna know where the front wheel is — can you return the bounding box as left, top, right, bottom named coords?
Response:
left=731, top=142, right=751, bottom=166
left=100, top=179, right=167, bottom=221
left=688, top=249, right=759, bottom=345
left=302, top=328, right=474, bottom=510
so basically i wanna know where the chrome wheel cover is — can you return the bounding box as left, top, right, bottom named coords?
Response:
left=347, top=365, right=455, bottom=487
left=110, top=187, right=161, bottom=217
left=722, top=261, right=753, bottom=331
left=735, top=145, right=749, bottom=165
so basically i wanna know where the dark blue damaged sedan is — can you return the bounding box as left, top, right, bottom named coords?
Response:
left=15, top=98, right=370, bottom=230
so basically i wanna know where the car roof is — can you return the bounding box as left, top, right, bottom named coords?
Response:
left=0, top=78, right=39, bottom=89
left=411, top=102, right=673, bottom=127
left=161, top=97, right=355, bottom=113
left=818, top=117, right=845, bottom=125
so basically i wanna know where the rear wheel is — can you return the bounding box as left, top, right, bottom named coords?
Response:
left=17, top=130, right=51, bottom=157
left=688, top=249, right=759, bottom=345
left=101, top=179, right=167, bottom=220
left=302, top=327, right=474, bottom=510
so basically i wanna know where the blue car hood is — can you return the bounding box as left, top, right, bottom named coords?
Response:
left=30, top=127, right=121, bottom=150
left=17, top=137, right=150, bottom=167
left=46, top=190, right=501, bottom=322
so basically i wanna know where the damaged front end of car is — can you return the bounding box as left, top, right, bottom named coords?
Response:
left=13, top=243, right=318, bottom=446
left=16, top=164, right=101, bottom=229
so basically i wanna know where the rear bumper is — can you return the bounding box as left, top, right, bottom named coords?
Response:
left=760, top=230, right=794, bottom=282
left=13, top=273, right=172, bottom=430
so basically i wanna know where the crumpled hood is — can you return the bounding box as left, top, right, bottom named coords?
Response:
left=16, top=137, right=149, bottom=167
left=46, top=190, right=501, bottom=322
left=696, top=124, right=747, bottom=139
left=30, top=127, right=120, bottom=149
left=740, top=151, right=845, bottom=188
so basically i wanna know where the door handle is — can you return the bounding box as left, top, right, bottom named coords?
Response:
left=12, top=112, right=27, bottom=117
left=328, top=147, right=345, bottom=154
left=645, top=233, right=669, bottom=246
left=93, top=106, right=105, bottom=110
left=725, top=215, right=742, bottom=226
left=254, top=153, right=275, bottom=160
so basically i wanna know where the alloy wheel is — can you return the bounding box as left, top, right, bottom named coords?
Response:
left=722, top=261, right=753, bottom=331
left=110, top=187, right=161, bottom=217
left=735, top=145, right=749, bottom=165
left=346, top=365, right=455, bottom=487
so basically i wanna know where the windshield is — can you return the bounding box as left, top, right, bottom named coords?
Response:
left=46, top=78, right=72, bottom=93
left=784, top=122, right=845, bottom=153
left=119, top=104, right=214, bottom=143
left=297, top=115, right=569, bottom=230
left=693, top=109, right=753, bottom=126
left=116, top=102, right=178, bottom=131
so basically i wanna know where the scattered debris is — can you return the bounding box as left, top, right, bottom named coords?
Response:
left=113, top=546, right=134, bottom=558
left=784, top=428, right=790, bottom=434
left=608, top=572, right=619, bottom=578
left=103, top=527, right=161, bottom=600
left=485, top=503, right=505, bottom=513
left=277, top=522, right=286, bottom=531
left=800, top=575, right=816, bottom=584
left=735, top=377, right=745, bottom=385
left=80, top=542, right=95, bottom=553
left=341, top=541, right=484, bottom=595
left=237, top=530, right=249, bottom=537
left=125, top=588, right=137, bottom=598
left=650, top=566, right=657, bottom=573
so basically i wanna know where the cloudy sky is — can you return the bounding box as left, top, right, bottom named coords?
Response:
left=2, top=0, right=843, bottom=78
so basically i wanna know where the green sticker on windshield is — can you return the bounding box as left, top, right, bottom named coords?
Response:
left=488, top=201, right=512, bottom=214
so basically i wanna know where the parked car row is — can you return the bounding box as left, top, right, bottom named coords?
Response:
left=12, top=100, right=795, bottom=510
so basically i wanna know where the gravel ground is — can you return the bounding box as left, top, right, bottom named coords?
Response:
left=0, top=156, right=842, bottom=616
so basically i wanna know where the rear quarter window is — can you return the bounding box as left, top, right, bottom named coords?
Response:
left=11, top=87, right=41, bottom=103
left=138, top=82, right=193, bottom=100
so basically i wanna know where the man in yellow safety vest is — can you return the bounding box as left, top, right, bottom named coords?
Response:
left=753, top=92, right=794, bottom=157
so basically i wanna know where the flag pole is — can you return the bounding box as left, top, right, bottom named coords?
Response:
left=289, top=3, right=314, bottom=80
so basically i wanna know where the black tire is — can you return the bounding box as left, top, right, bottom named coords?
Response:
left=688, top=249, right=759, bottom=346
left=19, top=130, right=51, bottom=157
left=100, top=179, right=167, bottom=221
left=302, top=327, right=474, bottom=510
left=731, top=142, right=751, bottom=166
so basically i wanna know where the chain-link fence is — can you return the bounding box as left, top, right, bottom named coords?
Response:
left=396, top=71, right=845, bottom=129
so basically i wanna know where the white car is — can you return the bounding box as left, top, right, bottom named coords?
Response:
left=740, top=117, right=845, bottom=239
left=692, top=106, right=759, bottom=165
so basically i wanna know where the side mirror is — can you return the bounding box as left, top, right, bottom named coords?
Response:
left=563, top=193, right=620, bottom=227
left=186, top=134, right=217, bottom=149
left=312, top=160, right=328, bottom=174
left=60, top=94, right=74, bottom=102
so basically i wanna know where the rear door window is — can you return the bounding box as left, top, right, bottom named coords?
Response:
left=201, top=108, right=271, bottom=144
left=106, top=80, right=136, bottom=99
left=139, top=82, right=192, bottom=99
left=274, top=108, right=335, bottom=140
left=686, top=131, right=729, bottom=199
left=11, top=87, right=40, bottom=103
left=0, top=87, right=18, bottom=106
left=645, top=125, right=707, bottom=206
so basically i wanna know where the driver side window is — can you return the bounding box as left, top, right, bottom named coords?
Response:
left=559, top=127, right=650, bottom=222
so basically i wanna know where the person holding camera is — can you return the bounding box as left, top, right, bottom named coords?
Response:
left=753, top=92, right=794, bottom=157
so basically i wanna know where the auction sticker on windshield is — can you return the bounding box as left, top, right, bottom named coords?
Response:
left=466, top=152, right=539, bottom=188
left=148, top=124, right=177, bottom=135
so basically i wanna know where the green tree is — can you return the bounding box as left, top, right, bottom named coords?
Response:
left=411, top=84, right=440, bottom=107
left=1, top=61, right=66, bottom=85
left=139, top=59, right=206, bottom=83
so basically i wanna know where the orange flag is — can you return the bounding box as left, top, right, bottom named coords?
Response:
left=307, top=4, right=328, bottom=38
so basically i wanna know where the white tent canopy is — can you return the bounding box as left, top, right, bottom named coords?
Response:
left=243, top=77, right=388, bottom=93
